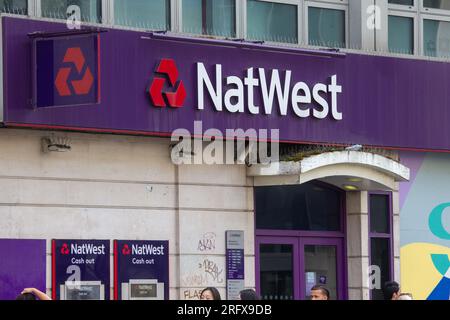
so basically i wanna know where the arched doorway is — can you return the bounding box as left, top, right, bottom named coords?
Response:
left=255, top=181, right=346, bottom=300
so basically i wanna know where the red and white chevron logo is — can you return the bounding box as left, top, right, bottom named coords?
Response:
left=55, top=47, right=94, bottom=97
left=149, top=59, right=186, bottom=108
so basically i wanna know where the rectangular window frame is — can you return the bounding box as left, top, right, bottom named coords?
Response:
left=388, top=11, right=418, bottom=55
left=177, top=0, right=239, bottom=38
left=244, top=0, right=302, bottom=45
left=420, top=13, right=450, bottom=57
left=35, top=0, right=106, bottom=24
left=368, top=191, right=394, bottom=300
left=420, top=0, right=450, bottom=16
left=388, top=0, right=418, bottom=12
left=0, top=0, right=31, bottom=15
left=304, top=0, right=349, bottom=48
left=109, top=0, right=175, bottom=31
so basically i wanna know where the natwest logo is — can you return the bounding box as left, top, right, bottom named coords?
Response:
left=149, top=59, right=186, bottom=108
left=122, top=244, right=131, bottom=255
left=129, top=244, right=165, bottom=256
left=67, top=243, right=106, bottom=255
left=60, top=243, right=70, bottom=255
left=55, top=47, right=94, bottom=97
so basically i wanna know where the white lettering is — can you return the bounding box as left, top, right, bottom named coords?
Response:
left=291, top=82, right=311, bottom=118
left=224, top=76, right=244, bottom=113
left=196, top=63, right=343, bottom=120
left=131, top=244, right=165, bottom=256
left=197, top=62, right=222, bottom=111
left=70, top=244, right=106, bottom=255
left=259, top=68, right=291, bottom=116
left=244, top=68, right=260, bottom=115
left=312, top=83, right=329, bottom=119
left=329, top=75, right=343, bottom=120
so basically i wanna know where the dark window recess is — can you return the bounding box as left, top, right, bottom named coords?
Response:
left=255, top=182, right=341, bottom=231
left=260, top=244, right=294, bottom=300
left=370, top=194, right=390, bottom=233
left=388, top=0, right=414, bottom=5
left=370, top=238, right=391, bottom=300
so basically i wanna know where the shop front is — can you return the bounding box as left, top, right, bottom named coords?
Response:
left=0, top=16, right=449, bottom=300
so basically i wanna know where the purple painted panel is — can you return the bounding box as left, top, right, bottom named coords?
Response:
left=0, top=239, right=46, bottom=300
left=3, top=17, right=450, bottom=151
left=399, top=151, right=426, bottom=210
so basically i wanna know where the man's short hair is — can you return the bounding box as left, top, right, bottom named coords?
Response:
left=311, top=285, right=330, bottom=299
left=382, top=281, right=400, bottom=300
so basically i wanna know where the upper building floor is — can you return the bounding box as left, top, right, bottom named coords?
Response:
left=3, top=0, right=450, bottom=61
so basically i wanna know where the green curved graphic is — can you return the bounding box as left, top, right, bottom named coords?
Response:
left=431, top=254, right=450, bottom=277
left=429, top=203, right=450, bottom=240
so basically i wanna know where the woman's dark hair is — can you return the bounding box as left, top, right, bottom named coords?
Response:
left=16, top=293, right=36, bottom=301
left=239, top=289, right=260, bottom=300
left=382, top=281, right=400, bottom=300
left=201, top=287, right=221, bottom=300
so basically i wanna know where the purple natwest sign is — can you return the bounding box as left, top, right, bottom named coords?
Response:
left=3, top=17, right=450, bottom=151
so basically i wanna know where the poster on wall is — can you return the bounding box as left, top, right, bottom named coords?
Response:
left=52, top=239, right=110, bottom=300
left=114, top=240, right=169, bottom=300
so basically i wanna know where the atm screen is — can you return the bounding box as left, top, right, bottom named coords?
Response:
left=66, top=284, right=101, bottom=300
left=130, top=283, right=157, bottom=298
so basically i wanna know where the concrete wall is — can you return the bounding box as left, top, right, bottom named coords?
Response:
left=0, top=128, right=254, bottom=300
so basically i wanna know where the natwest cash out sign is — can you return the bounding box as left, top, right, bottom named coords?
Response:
left=52, top=239, right=110, bottom=300
left=114, top=240, right=169, bottom=300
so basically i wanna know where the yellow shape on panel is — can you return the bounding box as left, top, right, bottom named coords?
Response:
left=401, top=243, right=450, bottom=300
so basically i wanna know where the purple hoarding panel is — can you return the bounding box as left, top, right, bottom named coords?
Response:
left=2, top=17, right=450, bottom=151
left=0, top=239, right=46, bottom=300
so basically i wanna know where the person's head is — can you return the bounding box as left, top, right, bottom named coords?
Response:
left=239, top=289, right=260, bottom=300
left=200, top=287, right=221, bottom=300
left=15, top=293, right=36, bottom=301
left=382, top=281, right=400, bottom=300
left=310, top=285, right=330, bottom=300
left=397, top=293, right=413, bottom=300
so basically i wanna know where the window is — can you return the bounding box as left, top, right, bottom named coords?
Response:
left=255, top=182, right=342, bottom=231
left=41, top=0, right=101, bottom=23
left=114, top=0, right=170, bottom=30
left=389, top=15, right=414, bottom=54
left=369, top=193, right=393, bottom=300
left=259, top=244, right=294, bottom=300
left=182, top=0, right=235, bottom=37
left=308, top=6, right=345, bottom=48
left=423, top=19, right=450, bottom=58
left=423, top=0, right=450, bottom=10
left=0, top=0, right=26, bottom=14
left=388, top=0, right=414, bottom=5
left=247, top=0, right=298, bottom=44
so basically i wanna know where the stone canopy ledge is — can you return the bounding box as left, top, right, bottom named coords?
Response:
left=247, top=151, right=410, bottom=182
